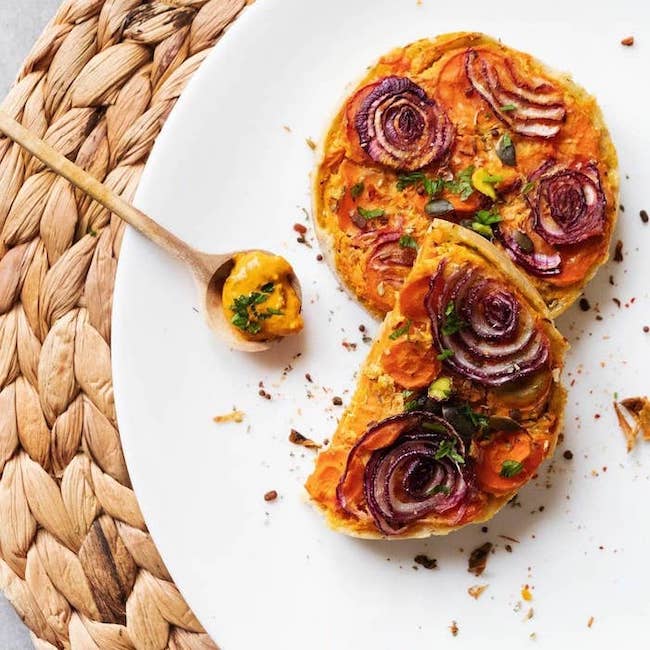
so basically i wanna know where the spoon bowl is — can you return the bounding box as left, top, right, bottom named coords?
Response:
left=0, top=110, right=303, bottom=353
left=199, top=249, right=303, bottom=352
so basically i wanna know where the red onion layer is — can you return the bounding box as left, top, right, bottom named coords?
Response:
left=528, top=160, right=606, bottom=245
left=495, top=227, right=562, bottom=277
left=426, top=261, right=550, bottom=386
left=355, top=76, right=454, bottom=170
left=465, top=49, right=566, bottom=138
left=337, top=412, right=469, bottom=535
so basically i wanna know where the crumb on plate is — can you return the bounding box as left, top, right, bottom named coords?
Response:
left=468, top=584, right=488, bottom=599
left=213, top=409, right=245, bottom=424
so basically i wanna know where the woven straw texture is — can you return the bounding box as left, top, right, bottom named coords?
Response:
left=0, top=1, right=250, bottom=647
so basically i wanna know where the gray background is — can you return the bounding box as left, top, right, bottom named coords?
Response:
left=0, top=2, right=66, bottom=647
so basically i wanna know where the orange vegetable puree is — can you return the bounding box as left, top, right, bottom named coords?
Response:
left=222, top=251, right=303, bottom=341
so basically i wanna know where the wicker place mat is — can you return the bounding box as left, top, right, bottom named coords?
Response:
left=0, top=1, right=251, bottom=648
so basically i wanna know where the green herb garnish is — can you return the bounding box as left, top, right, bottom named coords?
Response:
left=428, top=484, right=451, bottom=496
left=501, top=133, right=512, bottom=147
left=441, top=301, right=467, bottom=336
left=460, top=404, right=490, bottom=431
left=389, top=319, right=412, bottom=340
left=350, top=182, right=364, bottom=200
left=437, top=348, right=454, bottom=361
left=396, top=172, right=425, bottom=190
left=446, top=165, right=475, bottom=201
left=423, top=176, right=445, bottom=197
left=500, top=103, right=517, bottom=112
left=399, top=234, right=418, bottom=250
left=396, top=172, right=445, bottom=198
left=357, top=206, right=386, bottom=220
left=229, top=284, right=283, bottom=334
left=434, top=439, right=465, bottom=464
left=500, top=459, right=524, bottom=478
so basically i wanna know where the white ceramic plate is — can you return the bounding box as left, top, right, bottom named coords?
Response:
left=113, top=1, right=650, bottom=647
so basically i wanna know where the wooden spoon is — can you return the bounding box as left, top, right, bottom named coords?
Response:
left=0, top=109, right=302, bottom=352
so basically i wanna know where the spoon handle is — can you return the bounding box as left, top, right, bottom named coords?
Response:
left=0, top=109, right=208, bottom=275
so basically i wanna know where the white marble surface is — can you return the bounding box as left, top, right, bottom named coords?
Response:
left=0, top=3, right=63, bottom=648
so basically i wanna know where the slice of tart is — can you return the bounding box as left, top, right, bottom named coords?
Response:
left=305, top=220, right=567, bottom=538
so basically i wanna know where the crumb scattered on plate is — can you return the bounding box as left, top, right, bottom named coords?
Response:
left=521, top=585, right=533, bottom=601
left=264, top=490, right=278, bottom=502
left=613, top=396, right=650, bottom=451
left=468, top=542, right=493, bottom=576
left=449, top=621, right=459, bottom=637
left=289, top=429, right=321, bottom=449
left=468, top=584, right=488, bottom=599
left=213, top=409, right=245, bottom=424
left=587, top=615, right=595, bottom=628
left=621, top=35, right=634, bottom=46
left=414, top=554, right=437, bottom=570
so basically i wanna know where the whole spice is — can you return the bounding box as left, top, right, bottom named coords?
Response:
left=640, top=209, right=649, bottom=224
left=264, top=490, right=278, bottom=502
left=621, top=36, right=634, bottom=46
left=414, top=554, right=438, bottom=570
left=468, top=542, right=493, bottom=576
left=289, top=429, right=321, bottom=449
left=613, top=240, right=623, bottom=262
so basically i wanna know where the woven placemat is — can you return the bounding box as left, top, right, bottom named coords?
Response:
left=0, top=1, right=250, bottom=647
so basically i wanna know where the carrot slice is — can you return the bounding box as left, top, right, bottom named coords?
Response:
left=476, top=430, right=544, bottom=496
left=399, top=275, right=432, bottom=320
left=381, top=340, right=440, bottom=389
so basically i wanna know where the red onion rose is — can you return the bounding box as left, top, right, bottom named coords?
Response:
left=465, top=49, right=566, bottom=138
left=426, top=261, right=550, bottom=386
left=355, top=76, right=454, bottom=170
left=337, top=412, right=470, bottom=535
left=528, top=160, right=606, bottom=245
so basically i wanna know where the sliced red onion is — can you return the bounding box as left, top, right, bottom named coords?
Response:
left=358, top=228, right=417, bottom=288
left=465, top=49, right=566, bottom=138
left=426, top=262, right=550, bottom=386
left=528, top=160, right=606, bottom=245
left=495, top=227, right=562, bottom=277
left=337, top=412, right=469, bottom=535
left=354, top=76, right=454, bottom=170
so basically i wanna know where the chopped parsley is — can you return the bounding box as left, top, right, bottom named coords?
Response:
left=501, top=133, right=512, bottom=148
left=441, top=301, right=467, bottom=336
left=389, top=319, right=412, bottom=340
left=357, top=206, right=385, bottom=220
left=521, top=181, right=535, bottom=195
left=396, top=172, right=445, bottom=198
left=399, top=234, right=418, bottom=249
left=423, top=176, right=445, bottom=197
left=445, top=165, right=475, bottom=201
left=437, top=348, right=454, bottom=361
left=396, top=171, right=425, bottom=190
left=460, top=404, right=490, bottom=431
left=500, top=459, right=524, bottom=478
left=434, top=439, right=465, bottom=464
left=350, top=182, right=364, bottom=200
left=229, top=284, right=283, bottom=335
left=500, top=103, right=517, bottom=112
left=471, top=209, right=502, bottom=239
